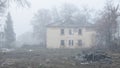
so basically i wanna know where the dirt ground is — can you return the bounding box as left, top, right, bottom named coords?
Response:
left=0, top=48, right=120, bottom=68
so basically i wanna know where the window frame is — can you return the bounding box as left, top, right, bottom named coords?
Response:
left=60, top=40, right=65, bottom=46
left=78, top=29, right=82, bottom=35
left=69, top=29, right=72, bottom=35
left=60, top=29, right=64, bottom=35
left=69, top=40, right=74, bottom=46
left=78, top=40, right=82, bottom=46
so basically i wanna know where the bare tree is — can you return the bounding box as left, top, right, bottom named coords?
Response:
left=32, top=9, right=52, bottom=47
left=60, top=3, right=80, bottom=23
left=60, top=3, right=92, bottom=25
left=95, top=1, right=120, bottom=50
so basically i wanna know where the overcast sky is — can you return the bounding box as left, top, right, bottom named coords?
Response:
left=9, top=0, right=119, bottom=37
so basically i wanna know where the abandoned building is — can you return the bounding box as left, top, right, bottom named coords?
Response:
left=46, top=22, right=96, bottom=48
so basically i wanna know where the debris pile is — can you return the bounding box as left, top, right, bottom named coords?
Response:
left=73, top=51, right=112, bottom=64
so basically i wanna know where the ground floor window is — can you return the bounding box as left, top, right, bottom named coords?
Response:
left=78, top=40, right=82, bottom=46
left=60, top=40, right=65, bottom=46
left=69, top=40, right=74, bottom=46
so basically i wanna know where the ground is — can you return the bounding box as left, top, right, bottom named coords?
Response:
left=0, top=48, right=120, bottom=68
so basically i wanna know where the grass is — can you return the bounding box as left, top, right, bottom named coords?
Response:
left=0, top=48, right=120, bottom=68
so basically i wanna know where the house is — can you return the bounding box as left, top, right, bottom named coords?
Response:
left=46, top=22, right=96, bottom=48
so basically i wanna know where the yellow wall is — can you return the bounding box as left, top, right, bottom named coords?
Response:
left=46, top=27, right=96, bottom=48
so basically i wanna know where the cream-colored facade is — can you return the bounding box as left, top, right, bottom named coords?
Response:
left=46, top=26, right=96, bottom=48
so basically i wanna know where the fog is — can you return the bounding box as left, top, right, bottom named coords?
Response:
left=0, top=0, right=120, bottom=68
left=10, top=0, right=106, bottom=37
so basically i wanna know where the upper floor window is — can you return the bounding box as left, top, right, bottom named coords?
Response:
left=69, top=29, right=72, bottom=35
left=61, top=29, right=64, bottom=35
left=69, top=40, right=74, bottom=46
left=60, top=40, right=65, bottom=46
left=73, top=29, right=78, bottom=33
left=78, top=29, right=82, bottom=35
left=78, top=40, right=82, bottom=46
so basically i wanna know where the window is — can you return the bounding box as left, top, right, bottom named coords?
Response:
left=73, top=29, right=77, bottom=33
left=78, top=29, right=82, bottom=35
left=60, top=40, right=65, bottom=46
left=78, top=40, right=82, bottom=46
left=69, top=40, right=74, bottom=46
left=61, top=29, right=64, bottom=35
left=69, top=29, right=72, bottom=35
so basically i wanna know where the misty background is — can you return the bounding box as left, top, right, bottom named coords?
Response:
left=7, top=0, right=119, bottom=47
left=11, top=0, right=106, bottom=37
left=1, top=0, right=120, bottom=68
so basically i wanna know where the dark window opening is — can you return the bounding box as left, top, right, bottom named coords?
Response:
left=78, top=29, right=82, bottom=35
left=69, top=40, right=74, bottom=46
left=61, top=40, right=65, bottom=46
left=61, top=29, right=64, bottom=35
left=69, top=29, right=72, bottom=35
left=78, top=40, right=82, bottom=46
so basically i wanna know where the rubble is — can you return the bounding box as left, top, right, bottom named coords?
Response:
left=73, top=51, right=112, bottom=64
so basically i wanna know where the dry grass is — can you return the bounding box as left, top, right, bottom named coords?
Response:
left=0, top=48, right=120, bottom=68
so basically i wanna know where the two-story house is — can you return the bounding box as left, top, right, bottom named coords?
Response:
left=46, top=22, right=96, bottom=48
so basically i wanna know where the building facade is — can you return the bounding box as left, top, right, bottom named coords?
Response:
left=46, top=22, right=96, bottom=48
